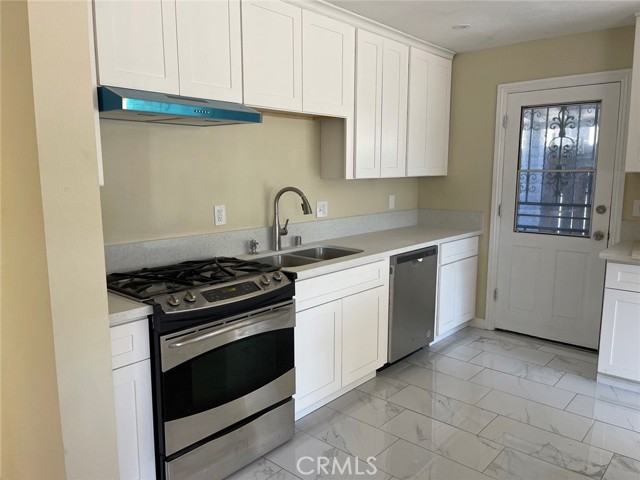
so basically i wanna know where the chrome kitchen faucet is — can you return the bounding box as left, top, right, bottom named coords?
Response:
left=273, top=187, right=313, bottom=251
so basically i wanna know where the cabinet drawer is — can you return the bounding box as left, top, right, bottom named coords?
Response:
left=606, top=262, right=640, bottom=293
left=111, top=319, right=150, bottom=370
left=296, top=259, right=389, bottom=311
left=440, top=236, right=478, bottom=265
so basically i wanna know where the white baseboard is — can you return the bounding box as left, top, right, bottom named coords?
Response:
left=294, top=371, right=376, bottom=421
left=469, top=317, right=488, bottom=329
left=597, top=372, right=640, bottom=394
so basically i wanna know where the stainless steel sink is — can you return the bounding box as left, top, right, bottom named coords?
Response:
left=255, top=246, right=362, bottom=269
left=255, top=254, right=321, bottom=268
left=293, top=246, right=363, bottom=260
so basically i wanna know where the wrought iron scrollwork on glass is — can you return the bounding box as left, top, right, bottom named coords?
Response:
left=515, top=102, right=600, bottom=237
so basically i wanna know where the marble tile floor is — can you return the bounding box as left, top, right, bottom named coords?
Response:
left=227, top=327, right=640, bottom=480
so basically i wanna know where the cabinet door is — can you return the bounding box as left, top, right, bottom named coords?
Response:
left=113, top=360, right=156, bottom=480
left=456, top=256, right=477, bottom=323
left=407, top=48, right=452, bottom=176
left=302, top=11, right=355, bottom=117
left=437, top=262, right=457, bottom=336
left=354, top=29, right=384, bottom=179
left=342, top=286, right=389, bottom=385
left=294, top=300, right=342, bottom=413
left=242, top=0, right=302, bottom=111
left=437, top=256, right=477, bottom=336
left=599, top=288, right=640, bottom=381
left=93, top=0, right=179, bottom=94
left=380, top=38, right=409, bottom=178
left=176, top=0, right=242, bottom=102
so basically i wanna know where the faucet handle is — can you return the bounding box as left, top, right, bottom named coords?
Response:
left=279, top=218, right=289, bottom=236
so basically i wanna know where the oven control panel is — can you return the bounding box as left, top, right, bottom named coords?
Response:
left=155, top=272, right=292, bottom=314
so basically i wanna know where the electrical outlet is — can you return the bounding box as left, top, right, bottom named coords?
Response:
left=388, top=194, right=396, bottom=210
left=214, top=205, right=226, bottom=226
left=633, top=200, right=640, bottom=217
left=316, top=201, right=328, bottom=218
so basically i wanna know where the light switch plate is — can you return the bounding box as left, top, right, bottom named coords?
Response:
left=633, top=199, right=640, bottom=217
left=389, top=194, right=396, bottom=210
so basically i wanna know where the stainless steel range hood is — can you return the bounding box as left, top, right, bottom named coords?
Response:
left=97, top=86, right=262, bottom=127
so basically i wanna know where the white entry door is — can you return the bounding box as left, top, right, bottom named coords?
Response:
left=496, top=83, right=620, bottom=349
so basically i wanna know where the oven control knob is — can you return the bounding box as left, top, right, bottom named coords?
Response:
left=167, top=294, right=180, bottom=307
left=273, top=272, right=283, bottom=282
left=184, top=291, right=197, bottom=303
left=260, top=274, right=271, bottom=286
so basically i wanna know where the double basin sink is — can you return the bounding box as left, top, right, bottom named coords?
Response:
left=256, top=246, right=363, bottom=268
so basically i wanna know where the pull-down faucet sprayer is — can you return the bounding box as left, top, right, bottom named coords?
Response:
left=273, top=187, right=313, bottom=251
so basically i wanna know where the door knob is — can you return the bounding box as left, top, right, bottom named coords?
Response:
left=596, top=205, right=607, bottom=214
left=593, top=231, right=605, bottom=241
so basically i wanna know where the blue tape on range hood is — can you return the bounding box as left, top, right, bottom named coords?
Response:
left=97, top=86, right=262, bottom=126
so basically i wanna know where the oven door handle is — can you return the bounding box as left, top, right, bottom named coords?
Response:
left=167, top=307, right=293, bottom=349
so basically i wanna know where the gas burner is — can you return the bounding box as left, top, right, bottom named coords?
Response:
left=107, top=257, right=279, bottom=301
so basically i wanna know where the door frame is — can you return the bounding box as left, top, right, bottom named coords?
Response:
left=485, top=70, right=631, bottom=331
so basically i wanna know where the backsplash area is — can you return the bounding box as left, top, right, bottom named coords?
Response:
left=104, top=209, right=483, bottom=273
left=621, top=221, right=640, bottom=241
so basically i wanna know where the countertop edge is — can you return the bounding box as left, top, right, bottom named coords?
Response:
left=599, top=240, right=640, bottom=266
left=108, top=226, right=482, bottom=326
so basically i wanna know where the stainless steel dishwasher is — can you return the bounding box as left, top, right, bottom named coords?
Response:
left=388, top=246, right=438, bottom=363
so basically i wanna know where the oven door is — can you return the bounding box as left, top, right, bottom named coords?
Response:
left=159, top=301, right=295, bottom=456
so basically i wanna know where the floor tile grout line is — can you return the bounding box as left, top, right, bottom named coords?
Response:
left=569, top=390, right=640, bottom=413
left=380, top=430, right=504, bottom=476
left=477, top=412, right=622, bottom=466
left=484, top=445, right=607, bottom=480
left=467, top=371, right=577, bottom=410
left=471, top=364, right=568, bottom=388
left=290, top=425, right=398, bottom=467
left=473, top=387, right=494, bottom=406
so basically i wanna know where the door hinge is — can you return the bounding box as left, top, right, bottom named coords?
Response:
left=493, top=288, right=498, bottom=301
left=502, top=115, right=508, bottom=128
left=498, top=204, right=502, bottom=217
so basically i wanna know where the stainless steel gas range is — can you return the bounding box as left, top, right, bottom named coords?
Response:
left=107, top=257, right=296, bottom=480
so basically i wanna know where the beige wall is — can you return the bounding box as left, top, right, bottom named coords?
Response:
left=0, top=1, right=66, bottom=477
left=100, top=114, right=419, bottom=245
left=419, top=26, right=637, bottom=319
left=21, top=0, right=120, bottom=477
left=622, top=173, right=640, bottom=220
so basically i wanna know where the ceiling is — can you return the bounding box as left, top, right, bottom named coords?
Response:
left=325, top=1, right=640, bottom=52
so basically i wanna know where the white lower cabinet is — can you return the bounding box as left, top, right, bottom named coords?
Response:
left=295, top=300, right=342, bottom=410
left=294, top=260, right=389, bottom=416
left=342, top=286, right=388, bottom=385
left=598, top=262, right=640, bottom=382
left=113, top=360, right=156, bottom=480
left=436, top=238, right=478, bottom=337
left=110, top=319, right=155, bottom=480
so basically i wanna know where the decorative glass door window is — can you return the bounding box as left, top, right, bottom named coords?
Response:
left=515, top=102, right=600, bottom=236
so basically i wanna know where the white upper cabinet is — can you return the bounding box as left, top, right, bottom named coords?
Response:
left=302, top=11, right=355, bottom=117
left=175, top=0, right=243, bottom=103
left=354, top=30, right=409, bottom=179
left=354, top=30, right=384, bottom=178
left=380, top=38, right=409, bottom=177
left=242, top=0, right=303, bottom=111
left=407, top=47, right=452, bottom=176
left=94, top=0, right=179, bottom=93
left=625, top=16, right=640, bottom=172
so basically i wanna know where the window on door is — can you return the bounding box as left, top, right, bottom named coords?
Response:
left=515, top=102, right=601, bottom=237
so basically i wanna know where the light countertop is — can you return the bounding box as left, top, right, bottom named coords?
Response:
left=108, top=293, right=153, bottom=327
left=599, top=240, right=640, bottom=266
left=109, top=225, right=481, bottom=326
